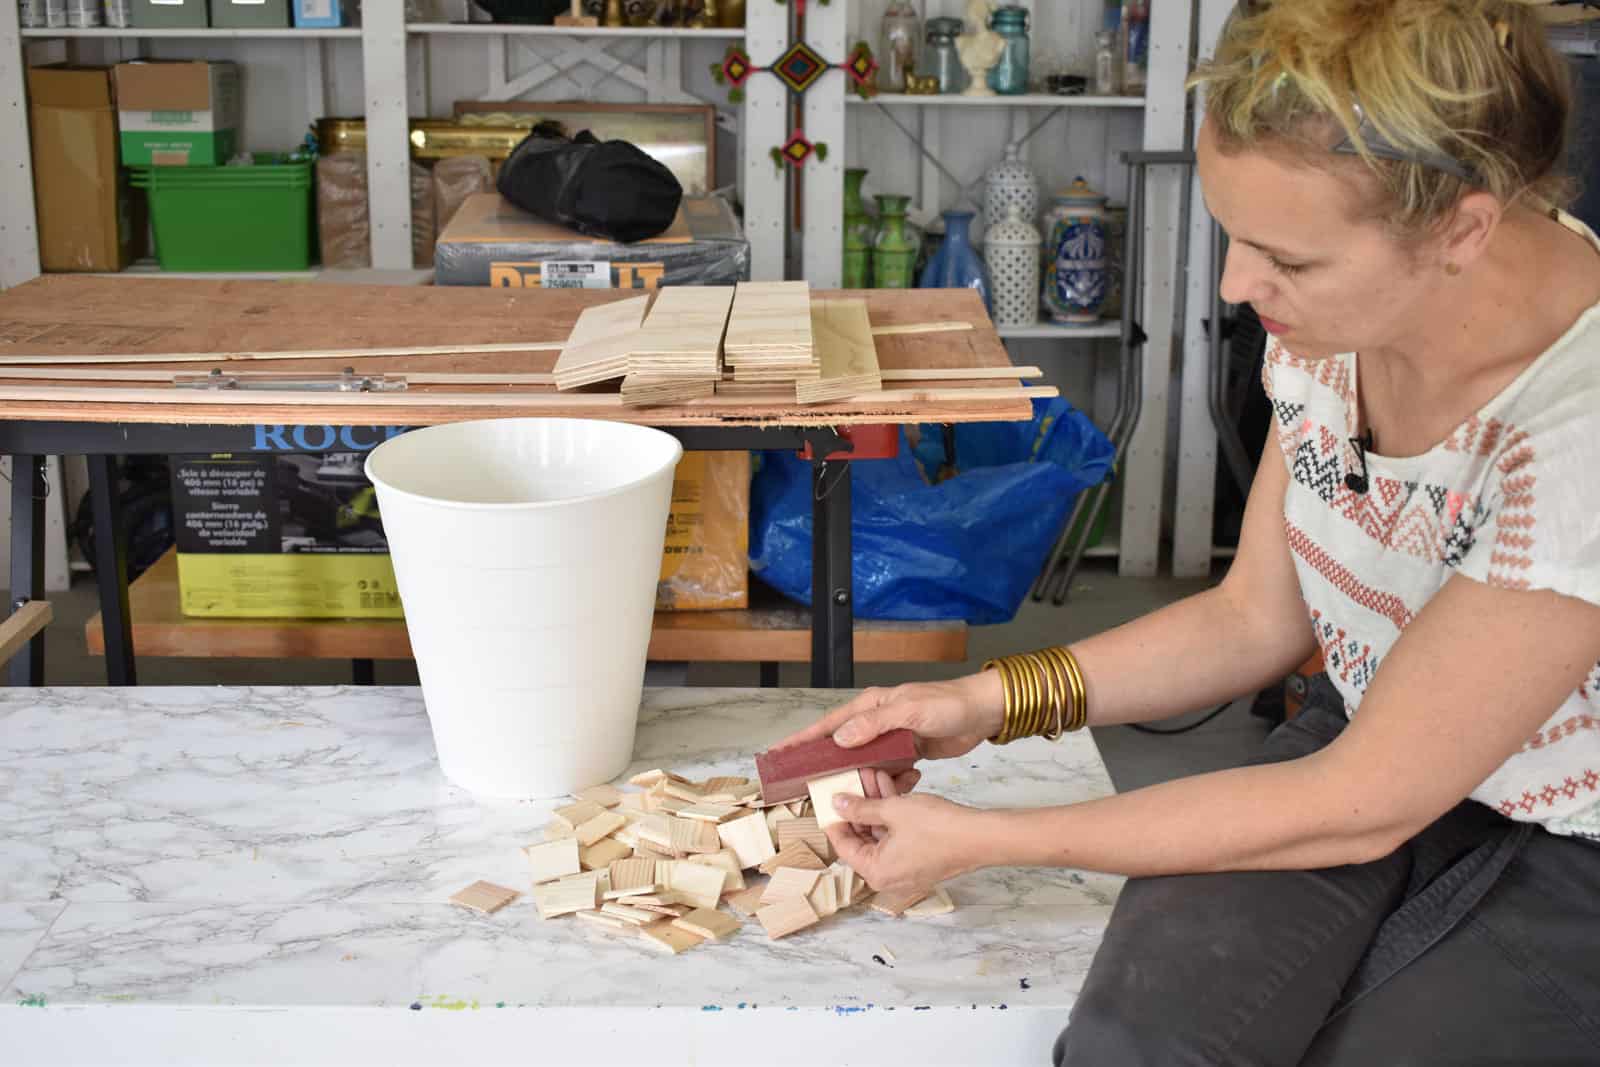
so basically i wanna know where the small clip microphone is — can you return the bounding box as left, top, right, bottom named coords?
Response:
left=1345, top=429, right=1375, bottom=495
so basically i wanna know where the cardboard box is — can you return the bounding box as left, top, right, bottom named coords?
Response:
left=292, top=0, right=347, bottom=28
left=172, top=453, right=400, bottom=619
left=26, top=66, right=143, bottom=272
left=171, top=449, right=749, bottom=618
left=433, top=192, right=749, bottom=289
left=114, top=60, right=240, bottom=166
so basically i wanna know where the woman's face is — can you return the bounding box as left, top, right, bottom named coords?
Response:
left=1196, top=120, right=1440, bottom=359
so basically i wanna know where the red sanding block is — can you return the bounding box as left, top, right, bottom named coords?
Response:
left=755, top=728, right=919, bottom=805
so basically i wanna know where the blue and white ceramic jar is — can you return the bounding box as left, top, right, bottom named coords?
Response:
left=1042, top=176, right=1110, bottom=324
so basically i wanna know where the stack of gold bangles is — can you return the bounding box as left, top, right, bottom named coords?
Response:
left=983, top=647, right=1088, bottom=744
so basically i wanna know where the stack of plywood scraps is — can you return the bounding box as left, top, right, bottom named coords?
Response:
left=450, top=768, right=956, bottom=954
left=549, top=281, right=889, bottom=408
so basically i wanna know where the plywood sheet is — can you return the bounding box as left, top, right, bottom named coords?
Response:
left=796, top=299, right=881, bottom=404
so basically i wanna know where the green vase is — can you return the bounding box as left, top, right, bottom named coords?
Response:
left=843, top=167, right=875, bottom=289
left=872, top=194, right=919, bottom=289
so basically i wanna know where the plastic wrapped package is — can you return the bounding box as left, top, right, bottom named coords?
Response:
left=435, top=192, right=749, bottom=288
left=656, top=451, right=750, bottom=612
left=315, top=151, right=437, bottom=269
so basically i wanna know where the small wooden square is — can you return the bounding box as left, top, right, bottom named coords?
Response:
left=678, top=802, right=741, bottom=823
left=667, top=859, right=728, bottom=910
left=575, top=783, right=624, bottom=809
left=777, top=816, right=832, bottom=862
left=640, top=920, right=706, bottom=954
left=669, top=816, right=722, bottom=855
left=625, top=890, right=687, bottom=908
left=574, top=810, right=627, bottom=848
left=701, top=775, right=752, bottom=795
left=687, top=849, right=745, bottom=893
left=574, top=909, right=634, bottom=933
left=807, top=872, right=839, bottom=918
left=672, top=907, right=741, bottom=941
left=578, top=837, right=633, bottom=873
left=628, top=768, right=670, bottom=787
left=870, top=887, right=931, bottom=917
left=723, top=882, right=768, bottom=917
left=553, top=799, right=607, bottom=830
left=607, top=856, right=659, bottom=895
left=662, top=779, right=705, bottom=802
left=450, top=880, right=520, bottom=915
left=905, top=887, right=956, bottom=917
left=633, top=842, right=674, bottom=862
left=523, top=838, right=582, bottom=885
left=757, top=896, right=820, bottom=940
left=531, top=871, right=601, bottom=919
left=717, top=811, right=778, bottom=870
left=618, top=792, right=647, bottom=812
left=762, top=866, right=823, bottom=905
left=758, top=841, right=825, bottom=876
left=544, top=820, right=578, bottom=841
left=600, top=901, right=660, bottom=925
left=635, top=814, right=674, bottom=849
left=806, top=769, right=867, bottom=830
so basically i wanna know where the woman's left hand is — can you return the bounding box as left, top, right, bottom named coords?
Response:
left=824, top=787, right=991, bottom=895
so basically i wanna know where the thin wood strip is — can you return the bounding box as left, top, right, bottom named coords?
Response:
left=0, top=365, right=1044, bottom=385
left=0, top=601, right=52, bottom=668
left=0, top=321, right=972, bottom=366
left=0, top=384, right=1058, bottom=408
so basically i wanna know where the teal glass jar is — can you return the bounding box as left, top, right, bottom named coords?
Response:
left=987, top=6, right=1030, bottom=95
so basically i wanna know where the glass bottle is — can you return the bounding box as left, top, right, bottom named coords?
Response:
left=1094, top=29, right=1119, bottom=95
left=1123, top=0, right=1149, bottom=95
left=986, top=6, right=1030, bottom=95
left=879, top=2, right=921, bottom=93
left=925, top=17, right=966, bottom=94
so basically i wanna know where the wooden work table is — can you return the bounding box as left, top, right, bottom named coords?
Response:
left=0, top=279, right=1035, bottom=690
left=0, top=685, right=1121, bottom=1066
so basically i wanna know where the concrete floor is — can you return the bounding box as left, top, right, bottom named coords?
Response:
left=6, top=559, right=1275, bottom=794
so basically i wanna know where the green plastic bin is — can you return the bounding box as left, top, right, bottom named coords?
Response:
left=130, top=157, right=314, bottom=272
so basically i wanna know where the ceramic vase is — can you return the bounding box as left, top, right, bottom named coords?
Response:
left=842, top=167, right=876, bottom=289
left=983, top=141, right=1038, bottom=233
left=984, top=203, right=1041, bottom=328
left=872, top=194, right=920, bottom=289
left=918, top=211, right=992, bottom=313
left=1042, top=176, right=1110, bottom=323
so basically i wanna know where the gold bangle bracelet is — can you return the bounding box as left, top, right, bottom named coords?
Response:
left=1030, top=651, right=1063, bottom=741
left=1015, top=654, right=1042, bottom=740
left=1037, top=649, right=1068, bottom=740
left=982, top=658, right=1012, bottom=744
left=1043, top=646, right=1087, bottom=733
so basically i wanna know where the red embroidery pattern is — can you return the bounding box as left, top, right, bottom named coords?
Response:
left=1496, top=767, right=1600, bottom=817
left=1487, top=439, right=1537, bottom=590
left=1285, top=520, right=1415, bottom=630
left=1523, top=715, right=1600, bottom=754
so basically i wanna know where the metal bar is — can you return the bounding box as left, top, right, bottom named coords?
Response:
left=7, top=454, right=46, bottom=686
left=87, top=454, right=136, bottom=686
left=352, top=659, right=375, bottom=686
left=1048, top=158, right=1150, bottom=604
left=810, top=458, right=854, bottom=688
left=1208, top=220, right=1255, bottom=498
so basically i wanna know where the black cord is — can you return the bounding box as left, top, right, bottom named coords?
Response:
left=1127, top=702, right=1232, bottom=735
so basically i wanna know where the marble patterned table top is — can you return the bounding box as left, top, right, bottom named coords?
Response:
left=0, top=686, right=1121, bottom=1066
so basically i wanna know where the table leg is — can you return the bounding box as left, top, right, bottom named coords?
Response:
left=87, top=455, right=137, bottom=686
left=352, top=659, right=375, bottom=686
left=810, top=458, right=854, bottom=689
left=7, top=455, right=47, bottom=686
left=758, top=661, right=780, bottom=688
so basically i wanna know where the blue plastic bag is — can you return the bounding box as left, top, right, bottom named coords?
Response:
left=749, top=397, right=1114, bottom=624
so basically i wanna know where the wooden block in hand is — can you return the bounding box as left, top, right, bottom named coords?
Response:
left=450, top=880, right=520, bottom=915
left=870, top=887, right=931, bottom=918
left=904, top=886, right=956, bottom=917
left=756, top=728, right=918, bottom=805
left=776, top=817, right=832, bottom=863
left=806, top=769, right=867, bottom=830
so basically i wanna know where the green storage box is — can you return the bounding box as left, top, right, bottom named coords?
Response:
left=130, top=0, right=209, bottom=28
left=130, top=157, right=314, bottom=272
left=209, top=0, right=290, bottom=28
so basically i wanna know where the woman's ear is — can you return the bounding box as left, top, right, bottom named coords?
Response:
left=1441, top=189, right=1504, bottom=269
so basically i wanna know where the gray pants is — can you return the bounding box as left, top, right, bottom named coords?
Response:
left=1055, top=678, right=1600, bottom=1066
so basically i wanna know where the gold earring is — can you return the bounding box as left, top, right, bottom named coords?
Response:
left=1444, top=262, right=1462, bottom=277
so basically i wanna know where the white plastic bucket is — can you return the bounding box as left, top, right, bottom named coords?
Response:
left=365, top=418, right=683, bottom=798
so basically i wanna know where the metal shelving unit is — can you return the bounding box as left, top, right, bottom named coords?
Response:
left=21, top=26, right=359, bottom=37
left=407, top=22, right=743, bottom=38
left=851, top=92, right=1144, bottom=108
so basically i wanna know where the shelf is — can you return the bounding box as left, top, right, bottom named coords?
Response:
left=85, top=551, right=968, bottom=666
left=406, top=22, right=744, bottom=38
left=852, top=93, right=1145, bottom=109
left=21, top=26, right=359, bottom=38
left=1083, top=538, right=1120, bottom=560
left=998, top=321, right=1120, bottom=340
left=85, top=260, right=322, bottom=281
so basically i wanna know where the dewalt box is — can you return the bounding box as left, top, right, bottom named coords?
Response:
left=171, top=453, right=400, bottom=618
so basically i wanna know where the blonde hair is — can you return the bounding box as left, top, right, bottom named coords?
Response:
left=1189, top=0, right=1573, bottom=236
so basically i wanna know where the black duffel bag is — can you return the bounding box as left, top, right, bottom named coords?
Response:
left=496, top=122, right=683, bottom=243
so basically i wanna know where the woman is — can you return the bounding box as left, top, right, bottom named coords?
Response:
left=778, top=1, right=1600, bottom=1061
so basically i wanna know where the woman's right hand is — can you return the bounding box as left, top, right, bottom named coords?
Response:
left=771, top=671, right=1005, bottom=762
